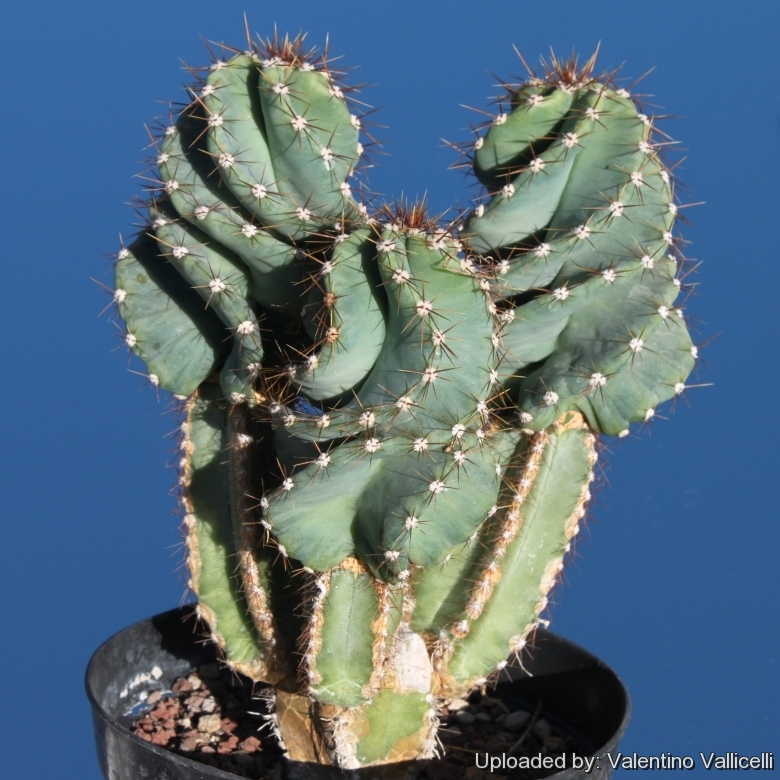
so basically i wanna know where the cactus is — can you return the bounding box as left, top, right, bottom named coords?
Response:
left=108, top=35, right=697, bottom=771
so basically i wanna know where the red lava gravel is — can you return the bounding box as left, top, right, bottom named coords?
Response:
left=132, top=663, right=283, bottom=778
left=132, top=665, right=583, bottom=779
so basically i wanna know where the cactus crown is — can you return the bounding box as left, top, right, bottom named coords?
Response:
left=107, top=32, right=698, bottom=770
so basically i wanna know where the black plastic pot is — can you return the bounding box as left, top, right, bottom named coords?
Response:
left=86, top=606, right=630, bottom=780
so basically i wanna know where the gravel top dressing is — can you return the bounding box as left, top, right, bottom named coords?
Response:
left=131, top=664, right=588, bottom=779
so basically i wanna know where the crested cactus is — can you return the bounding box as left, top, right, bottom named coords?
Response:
left=108, top=35, right=698, bottom=771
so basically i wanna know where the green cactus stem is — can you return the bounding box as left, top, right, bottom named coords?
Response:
left=108, top=36, right=699, bottom=770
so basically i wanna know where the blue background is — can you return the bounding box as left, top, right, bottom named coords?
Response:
left=1, top=1, right=777, bottom=776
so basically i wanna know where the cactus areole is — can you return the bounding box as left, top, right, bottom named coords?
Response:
left=109, top=34, right=697, bottom=769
